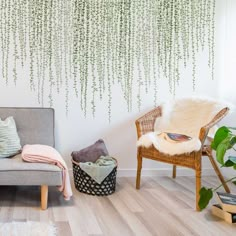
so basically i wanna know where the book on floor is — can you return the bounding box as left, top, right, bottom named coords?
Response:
left=216, top=192, right=236, bottom=213
left=211, top=204, right=236, bottom=224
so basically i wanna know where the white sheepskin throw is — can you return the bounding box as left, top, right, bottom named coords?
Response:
left=137, top=97, right=228, bottom=155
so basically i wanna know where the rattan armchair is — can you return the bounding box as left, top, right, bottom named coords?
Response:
left=135, top=106, right=230, bottom=211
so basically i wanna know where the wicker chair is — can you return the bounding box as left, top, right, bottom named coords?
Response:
left=135, top=106, right=231, bottom=211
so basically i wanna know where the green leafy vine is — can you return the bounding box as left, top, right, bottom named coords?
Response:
left=0, top=0, right=216, bottom=118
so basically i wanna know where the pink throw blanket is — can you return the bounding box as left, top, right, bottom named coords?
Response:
left=22, top=144, right=73, bottom=200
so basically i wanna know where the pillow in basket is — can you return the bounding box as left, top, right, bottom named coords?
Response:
left=0, top=116, right=21, bottom=158
left=71, top=139, right=109, bottom=163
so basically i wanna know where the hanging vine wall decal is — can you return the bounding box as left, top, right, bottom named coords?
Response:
left=0, top=0, right=216, bottom=117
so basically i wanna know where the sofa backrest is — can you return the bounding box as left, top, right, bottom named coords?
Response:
left=0, top=108, right=55, bottom=147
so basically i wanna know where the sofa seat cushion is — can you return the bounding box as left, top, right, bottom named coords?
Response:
left=0, top=154, right=62, bottom=186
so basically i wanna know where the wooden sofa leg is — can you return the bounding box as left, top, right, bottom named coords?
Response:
left=41, top=185, right=48, bottom=210
left=136, top=151, right=142, bottom=189
left=172, top=165, right=176, bottom=179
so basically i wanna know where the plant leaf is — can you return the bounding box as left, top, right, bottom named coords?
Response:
left=211, top=126, right=231, bottom=150
left=227, top=127, right=236, bottom=130
left=230, top=136, right=236, bottom=148
left=215, top=133, right=232, bottom=165
left=234, top=165, right=236, bottom=170
left=228, top=156, right=236, bottom=164
left=198, top=187, right=213, bottom=210
left=216, top=143, right=228, bottom=165
left=232, top=181, right=236, bottom=185
left=223, top=159, right=235, bottom=167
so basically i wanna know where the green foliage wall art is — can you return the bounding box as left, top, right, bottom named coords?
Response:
left=0, top=0, right=216, bottom=118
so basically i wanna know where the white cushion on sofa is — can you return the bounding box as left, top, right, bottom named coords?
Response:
left=0, top=116, right=21, bottom=158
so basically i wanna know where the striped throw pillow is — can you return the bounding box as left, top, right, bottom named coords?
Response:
left=0, top=116, right=21, bottom=158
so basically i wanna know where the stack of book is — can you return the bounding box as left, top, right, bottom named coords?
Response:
left=211, top=192, right=236, bottom=223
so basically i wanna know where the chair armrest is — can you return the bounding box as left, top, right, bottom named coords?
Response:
left=199, top=107, right=229, bottom=144
left=135, top=106, right=162, bottom=138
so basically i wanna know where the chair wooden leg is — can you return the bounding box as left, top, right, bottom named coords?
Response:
left=172, top=165, right=176, bottom=178
left=195, top=152, right=202, bottom=211
left=41, top=185, right=48, bottom=210
left=207, top=149, right=230, bottom=193
left=196, top=169, right=201, bottom=211
left=136, top=151, right=142, bottom=189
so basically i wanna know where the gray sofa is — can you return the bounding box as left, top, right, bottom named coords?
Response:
left=0, top=108, right=63, bottom=210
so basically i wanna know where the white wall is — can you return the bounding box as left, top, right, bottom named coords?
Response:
left=0, top=0, right=233, bottom=176
left=217, top=0, right=236, bottom=177
left=218, top=0, right=236, bottom=108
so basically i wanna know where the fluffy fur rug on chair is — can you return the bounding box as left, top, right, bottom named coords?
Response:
left=137, top=97, right=230, bottom=155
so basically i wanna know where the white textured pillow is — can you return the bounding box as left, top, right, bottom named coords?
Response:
left=0, top=116, right=21, bottom=158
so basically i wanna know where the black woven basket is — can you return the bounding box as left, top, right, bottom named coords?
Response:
left=72, top=159, right=117, bottom=196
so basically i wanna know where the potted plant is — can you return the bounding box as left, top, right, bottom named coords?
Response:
left=198, top=126, right=236, bottom=210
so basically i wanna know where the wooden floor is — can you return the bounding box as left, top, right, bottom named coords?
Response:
left=0, top=176, right=235, bottom=236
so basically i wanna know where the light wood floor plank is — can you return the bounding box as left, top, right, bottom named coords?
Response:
left=88, top=196, right=134, bottom=236
left=108, top=193, right=153, bottom=236
left=74, top=193, right=103, bottom=235
left=55, top=221, right=73, bottom=236
left=0, top=176, right=235, bottom=236
left=51, top=189, right=68, bottom=222
left=12, top=187, right=27, bottom=221
left=26, top=186, right=40, bottom=221
left=116, top=179, right=144, bottom=213
left=0, top=186, right=15, bottom=222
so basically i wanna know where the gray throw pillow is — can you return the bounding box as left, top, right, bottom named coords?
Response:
left=71, top=139, right=109, bottom=163
left=0, top=116, right=21, bottom=158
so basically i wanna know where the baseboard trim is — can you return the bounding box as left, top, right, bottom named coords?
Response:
left=69, top=167, right=216, bottom=177
left=117, top=168, right=216, bottom=177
